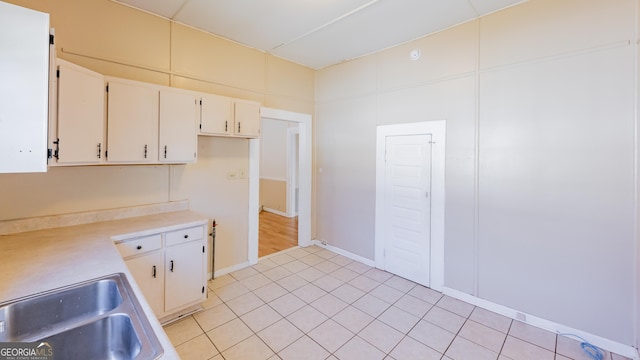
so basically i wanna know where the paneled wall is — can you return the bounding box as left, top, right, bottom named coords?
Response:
left=316, top=0, right=636, bottom=346
left=0, top=0, right=314, bottom=271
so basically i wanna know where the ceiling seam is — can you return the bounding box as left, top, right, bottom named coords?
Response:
left=171, top=0, right=192, bottom=19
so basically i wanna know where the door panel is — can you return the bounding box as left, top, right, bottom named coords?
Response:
left=383, top=134, right=432, bottom=286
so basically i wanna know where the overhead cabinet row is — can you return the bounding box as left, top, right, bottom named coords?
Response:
left=51, top=59, right=261, bottom=166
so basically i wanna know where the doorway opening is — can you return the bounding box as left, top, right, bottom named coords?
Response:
left=374, top=121, right=445, bottom=291
left=247, top=108, right=312, bottom=264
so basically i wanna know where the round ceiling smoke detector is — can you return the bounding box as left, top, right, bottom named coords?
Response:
left=409, top=49, right=421, bottom=61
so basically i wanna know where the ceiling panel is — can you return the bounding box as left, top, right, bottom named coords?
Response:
left=113, top=0, right=527, bottom=69
left=117, top=0, right=187, bottom=18
left=469, top=0, right=527, bottom=16
left=173, top=0, right=377, bottom=51
left=272, top=0, right=478, bottom=69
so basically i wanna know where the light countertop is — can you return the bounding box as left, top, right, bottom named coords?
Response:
left=0, top=210, right=210, bottom=360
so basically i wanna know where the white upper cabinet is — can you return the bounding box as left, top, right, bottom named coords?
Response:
left=0, top=2, right=49, bottom=173
left=55, top=59, right=105, bottom=164
left=106, top=78, right=158, bottom=163
left=159, top=89, right=198, bottom=163
left=200, top=93, right=234, bottom=136
left=199, top=96, right=261, bottom=138
left=234, top=100, right=261, bottom=138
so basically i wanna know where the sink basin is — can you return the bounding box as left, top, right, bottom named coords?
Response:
left=0, top=278, right=122, bottom=341
left=0, top=273, right=163, bottom=360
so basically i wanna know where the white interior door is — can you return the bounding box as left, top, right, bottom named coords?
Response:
left=383, top=134, right=432, bottom=286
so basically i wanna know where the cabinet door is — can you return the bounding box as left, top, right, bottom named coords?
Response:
left=200, top=94, right=233, bottom=136
left=234, top=100, right=261, bottom=138
left=164, top=240, right=205, bottom=312
left=159, top=90, right=198, bottom=163
left=106, top=80, right=158, bottom=163
left=56, top=60, right=105, bottom=164
left=126, top=252, right=165, bottom=317
left=0, top=2, right=49, bottom=173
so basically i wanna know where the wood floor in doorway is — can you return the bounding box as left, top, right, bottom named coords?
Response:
left=259, top=211, right=298, bottom=257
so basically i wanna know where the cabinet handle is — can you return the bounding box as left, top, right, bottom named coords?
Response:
left=225, top=120, right=228, bottom=132
left=184, top=234, right=189, bottom=239
left=170, top=260, right=174, bottom=272
left=136, top=245, right=142, bottom=250
left=144, top=144, right=148, bottom=159
left=164, top=145, right=167, bottom=159
left=152, top=265, right=156, bottom=278
left=97, top=143, right=102, bottom=159
left=238, top=122, right=241, bottom=133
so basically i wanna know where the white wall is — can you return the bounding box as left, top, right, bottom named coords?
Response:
left=260, top=119, right=288, bottom=180
left=315, top=0, right=637, bottom=346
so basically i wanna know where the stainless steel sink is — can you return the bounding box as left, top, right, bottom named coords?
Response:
left=0, top=273, right=163, bottom=360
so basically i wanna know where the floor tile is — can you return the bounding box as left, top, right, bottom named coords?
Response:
left=206, top=318, right=253, bottom=352
left=389, top=336, right=442, bottom=360
left=276, top=274, right=309, bottom=292
left=352, top=293, right=390, bottom=317
left=287, top=306, right=329, bottom=333
left=269, top=253, right=296, bottom=266
left=194, top=303, right=237, bottom=332
left=240, top=304, right=283, bottom=332
left=226, top=291, right=265, bottom=316
left=344, top=261, right=372, bottom=274
left=369, top=284, right=404, bottom=304
left=258, top=318, right=304, bottom=353
left=314, top=260, right=342, bottom=274
left=279, top=336, right=330, bottom=360
left=424, top=306, right=466, bottom=334
left=252, top=258, right=278, bottom=273
left=408, top=285, right=443, bottom=304
left=459, top=320, right=507, bottom=353
left=394, top=294, right=433, bottom=318
left=263, top=266, right=293, bottom=281
left=281, top=259, right=309, bottom=273
left=240, top=273, right=272, bottom=291
left=231, top=266, right=259, bottom=281
left=469, top=307, right=512, bottom=333
left=311, top=293, right=348, bottom=317
left=269, top=293, right=306, bottom=317
left=330, top=267, right=360, bottom=282
left=209, top=274, right=236, bottom=290
left=315, top=249, right=338, bottom=259
left=501, top=335, right=555, bottom=360
left=332, top=306, right=375, bottom=333
left=292, top=283, right=327, bottom=303
left=445, top=336, right=499, bottom=360
left=349, top=275, right=382, bottom=292
left=408, top=319, right=456, bottom=353
left=286, top=247, right=313, bottom=259
left=363, top=268, right=393, bottom=282
left=509, top=320, right=556, bottom=351
left=299, top=254, right=325, bottom=266
left=312, top=274, right=344, bottom=292
left=437, top=296, right=475, bottom=317
left=331, top=283, right=366, bottom=304
left=164, top=316, right=204, bottom=346
left=221, top=335, right=274, bottom=360
left=201, top=291, right=223, bottom=309
left=378, top=305, right=420, bottom=333
left=175, top=333, right=219, bottom=360
left=556, top=335, right=610, bottom=360
left=328, top=254, right=354, bottom=267
left=214, top=281, right=250, bottom=302
left=358, top=319, right=404, bottom=353
left=303, top=245, right=323, bottom=253
left=334, top=336, right=385, bottom=360
left=383, top=275, right=417, bottom=293
left=298, top=266, right=325, bottom=282
left=253, top=282, right=289, bottom=303
left=308, top=319, right=354, bottom=352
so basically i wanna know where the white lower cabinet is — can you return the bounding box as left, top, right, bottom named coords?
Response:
left=115, top=223, right=207, bottom=320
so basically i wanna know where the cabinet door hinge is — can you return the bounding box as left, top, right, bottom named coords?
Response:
left=49, top=34, right=55, bottom=45
left=56, top=69, right=60, bottom=78
left=202, top=246, right=205, bottom=253
left=202, top=286, right=205, bottom=294
left=199, top=124, right=202, bottom=130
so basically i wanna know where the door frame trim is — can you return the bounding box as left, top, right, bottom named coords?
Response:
left=374, top=121, right=446, bottom=291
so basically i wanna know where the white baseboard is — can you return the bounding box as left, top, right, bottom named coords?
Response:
left=311, top=239, right=376, bottom=267
left=443, top=287, right=640, bottom=360
left=262, top=207, right=288, bottom=217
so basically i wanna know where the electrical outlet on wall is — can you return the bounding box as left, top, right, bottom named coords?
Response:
left=239, top=168, right=246, bottom=179
left=227, top=171, right=238, bottom=180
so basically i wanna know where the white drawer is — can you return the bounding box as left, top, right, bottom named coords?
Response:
left=165, top=226, right=204, bottom=247
left=116, top=234, right=162, bottom=258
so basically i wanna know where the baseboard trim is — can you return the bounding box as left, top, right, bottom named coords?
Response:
left=262, top=207, right=289, bottom=217
left=311, top=239, right=376, bottom=267
left=443, top=287, right=639, bottom=360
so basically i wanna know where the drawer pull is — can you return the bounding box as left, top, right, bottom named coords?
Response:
left=137, top=245, right=142, bottom=250
left=152, top=265, right=156, bottom=278
left=170, top=260, right=174, bottom=272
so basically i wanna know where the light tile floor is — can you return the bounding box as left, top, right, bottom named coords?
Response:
left=164, top=246, right=632, bottom=360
